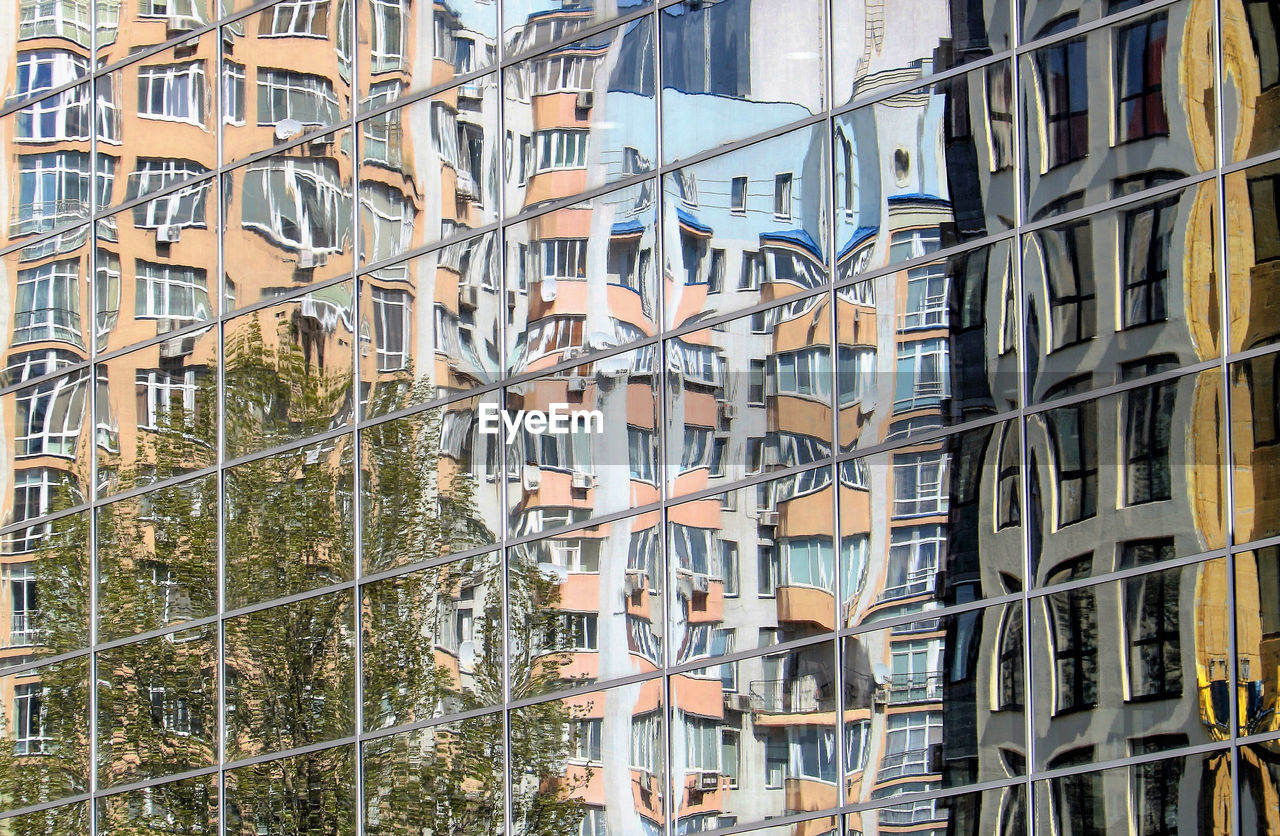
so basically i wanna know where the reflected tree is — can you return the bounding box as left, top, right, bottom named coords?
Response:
left=0, top=654, right=90, bottom=821
left=223, top=313, right=354, bottom=458
left=221, top=313, right=357, bottom=834
left=0, top=317, right=585, bottom=834
left=360, top=375, right=588, bottom=835
left=96, top=776, right=218, bottom=836
left=0, top=472, right=90, bottom=820
left=0, top=353, right=219, bottom=827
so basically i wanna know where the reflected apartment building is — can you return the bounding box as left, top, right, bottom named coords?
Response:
left=0, top=0, right=1279, bottom=834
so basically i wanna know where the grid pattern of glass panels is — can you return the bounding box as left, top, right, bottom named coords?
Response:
left=0, top=0, right=1278, bottom=833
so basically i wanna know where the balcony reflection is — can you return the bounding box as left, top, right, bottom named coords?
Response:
left=503, top=17, right=655, bottom=214
left=673, top=641, right=839, bottom=832
left=511, top=681, right=666, bottom=836
left=843, top=604, right=1026, bottom=806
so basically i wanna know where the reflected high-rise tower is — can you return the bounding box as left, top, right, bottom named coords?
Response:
left=0, top=0, right=1276, bottom=834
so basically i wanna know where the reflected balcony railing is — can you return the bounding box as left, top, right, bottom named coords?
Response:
left=9, top=612, right=39, bottom=647
left=749, top=677, right=835, bottom=714
left=11, top=200, right=92, bottom=237
left=892, top=496, right=948, bottom=518
left=17, top=226, right=91, bottom=261
left=876, top=568, right=937, bottom=603
left=890, top=617, right=942, bottom=635
left=878, top=800, right=943, bottom=826
left=2, top=525, right=49, bottom=556
left=1201, top=678, right=1279, bottom=737
left=887, top=671, right=943, bottom=704
left=1239, top=679, right=1277, bottom=736
left=899, top=305, right=947, bottom=332
left=18, top=6, right=92, bottom=47
left=892, top=380, right=947, bottom=412
left=150, top=10, right=207, bottom=32
left=12, top=308, right=85, bottom=348
left=877, top=745, right=940, bottom=781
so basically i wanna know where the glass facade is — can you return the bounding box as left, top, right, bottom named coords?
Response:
left=0, top=0, right=1276, bottom=833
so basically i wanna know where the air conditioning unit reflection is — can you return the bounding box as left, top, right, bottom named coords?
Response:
left=575, top=90, right=594, bottom=110
left=167, top=15, right=201, bottom=34
left=638, top=772, right=653, bottom=792
left=624, top=570, right=646, bottom=594
left=691, top=575, right=710, bottom=593
left=699, top=772, right=720, bottom=791
left=724, top=693, right=752, bottom=713
left=571, top=471, right=595, bottom=490
left=456, top=170, right=476, bottom=199
left=717, top=401, right=736, bottom=423
left=506, top=289, right=520, bottom=309
left=298, top=250, right=327, bottom=269
left=156, top=224, right=181, bottom=243
left=460, top=286, right=479, bottom=310
left=159, top=335, right=195, bottom=359
left=522, top=464, right=541, bottom=491
left=757, top=511, right=779, bottom=528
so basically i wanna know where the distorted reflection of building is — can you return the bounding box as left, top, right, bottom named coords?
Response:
left=1222, top=0, right=1280, bottom=831
left=0, top=0, right=1276, bottom=833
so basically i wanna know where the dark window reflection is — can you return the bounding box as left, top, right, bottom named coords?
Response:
left=1048, top=748, right=1104, bottom=836
left=1032, top=193, right=1095, bottom=350
left=1045, top=378, right=1098, bottom=526
left=1046, top=557, right=1098, bottom=713
left=997, top=422, right=1021, bottom=529
left=998, top=604, right=1024, bottom=710
left=1121, top=544, right=1182, bottom=699
left=1121, top=196, right=1177, bottom=328
left=1128, top=737, right=1187, bottom=836
left=1114, top=12, right=1170, bottom=144
left=1233, top=356, right=1280, bottom=538
left=1122, top=359, right=1178, bottom=505
left=1034, top=18, right=1088, bottom=169
left=1247, top=170, right=1280, bottom=266
left=1246, top=1, right=1280, bottom=91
